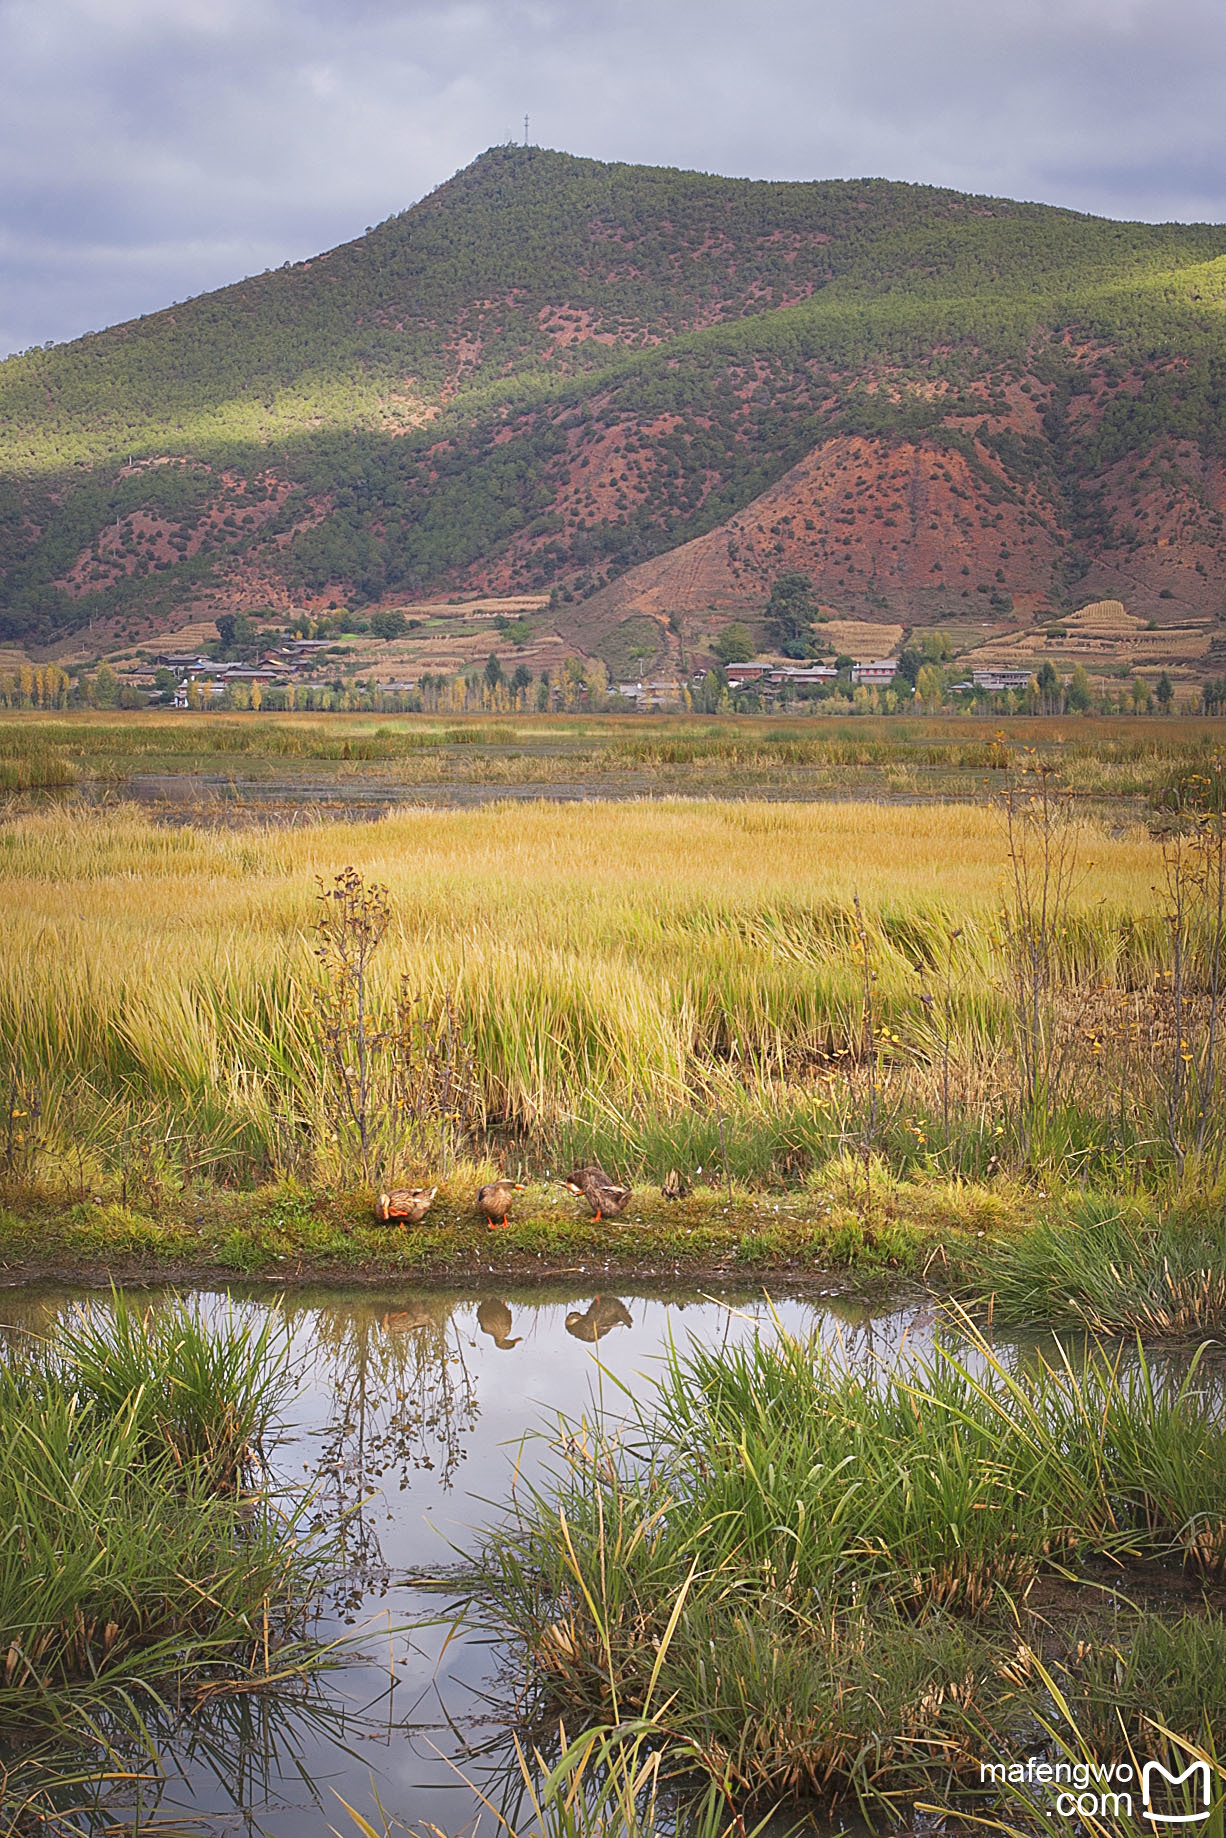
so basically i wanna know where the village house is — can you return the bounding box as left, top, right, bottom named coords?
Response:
left=217, top=664, right=287, bottom=684
left=972, top=668, right=1036, bottom=692
left=772, top=665, right=838, bottom=686
left=154, top=653, right=211, bottom=673
left=851, top=660, right=898, bottom=686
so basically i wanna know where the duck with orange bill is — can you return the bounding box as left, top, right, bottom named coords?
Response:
left=373, top=1186, right=437, bottom=1227
left=477, top=1179, right=526, bottom=1229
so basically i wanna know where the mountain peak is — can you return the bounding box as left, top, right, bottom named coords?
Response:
left=2, top=153, right=1225, bottom=652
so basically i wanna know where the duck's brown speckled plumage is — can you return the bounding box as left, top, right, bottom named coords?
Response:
left=477, top=1179, right=526, bottom=1228
left=564, top=1165, right=631, bottom=1222
left=374, top=1186, right=437, bottom=1226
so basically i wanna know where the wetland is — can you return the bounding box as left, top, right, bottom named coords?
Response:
left=9, top=1281, right=1226, bottom=1838
left=3, top=709, right=1226, bottom=1834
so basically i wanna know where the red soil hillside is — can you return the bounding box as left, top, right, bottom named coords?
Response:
left=568, top=432, right=1067, bottom=654
left=6, top=146, right=1226, bottom=658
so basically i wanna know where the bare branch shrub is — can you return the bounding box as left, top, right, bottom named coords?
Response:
left=1152, top=756, right=1226, bottom=1172
left=1000, top=760, right=1080, bottom=1159
left=311, top=867, right=479, bottom=1185
left=312, top=867, right=391, bottom=1184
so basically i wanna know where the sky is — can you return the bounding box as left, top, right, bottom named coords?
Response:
left=3, top=0, right=1226, bottom=358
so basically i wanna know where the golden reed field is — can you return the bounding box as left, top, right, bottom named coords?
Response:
left=0, top=792, right=1202, bottom=1189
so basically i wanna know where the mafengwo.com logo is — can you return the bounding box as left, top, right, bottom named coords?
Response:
left=979, top=1754, right=1213, bottom=1823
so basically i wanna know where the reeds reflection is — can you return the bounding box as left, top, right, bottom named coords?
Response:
left=283, top=1294, right=479, bottom=1590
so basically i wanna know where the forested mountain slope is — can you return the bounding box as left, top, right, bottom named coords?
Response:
left=3, top=144, right=1226, bottom=652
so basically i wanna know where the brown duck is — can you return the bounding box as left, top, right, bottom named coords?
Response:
left=564, top=1165, right=631, bottom=1223
left=565, top=1296, right=634, bottom=1343
left=373, top=1186, right=437, bottom=1226
left=477, top=1298, right=523, bottom=1349
left=477, top=1179, right=526, bottom=1229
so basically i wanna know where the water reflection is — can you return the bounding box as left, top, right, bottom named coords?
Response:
left=6, top=1663, right=390, bottom=1838
left=287, top=1295, right=480, bottom=1606
left=6, top=1279, right=1225, bottom=1837
left=476, top=1297, right=522, bottom=1349
left=564, top=1295, right=634, bottom=1344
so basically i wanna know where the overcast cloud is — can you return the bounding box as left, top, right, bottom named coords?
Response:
left=2, top=0, right=1225, bottom=357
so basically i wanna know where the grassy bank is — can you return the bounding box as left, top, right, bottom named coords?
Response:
left=0, top=1295, right=334, bottom=1829
left=464, top=1316, right=1226, bottom=1821
left=0, top=1153, right=1020, bottom=1286
left=7, top=1174, right=1226, bottom=1355
left=968, top=1192, right=1226, bottom=1337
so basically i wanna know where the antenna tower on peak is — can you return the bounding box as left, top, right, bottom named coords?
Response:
left=524, top=114, right=529, bottom=146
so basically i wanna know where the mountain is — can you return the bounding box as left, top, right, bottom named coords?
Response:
left=4, top=144, right=1226, bottom=663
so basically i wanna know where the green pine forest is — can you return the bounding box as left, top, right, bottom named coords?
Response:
left=4, top=144, right=1226, bottom=642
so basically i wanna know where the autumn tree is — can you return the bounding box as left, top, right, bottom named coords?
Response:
left=371, top=611, right=407, bottom=641
left=1065, top=664, right=1092, bottom=712
left=915, top=663, right=944, bottom=710
left=1036, top=661, right=1061, bottom=713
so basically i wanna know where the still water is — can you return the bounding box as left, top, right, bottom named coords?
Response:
left=10, top=1281, right=941, bottom=1835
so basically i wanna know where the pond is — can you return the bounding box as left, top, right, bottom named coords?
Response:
left=6, top=1280, right=939, bottom=1837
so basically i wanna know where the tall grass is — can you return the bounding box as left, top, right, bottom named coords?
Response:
left=923, top=1656, right=1226, bottom=1838
left=334, top=1724, right=770, bottom=1838
left=971, top=1194, right=1226, bottom=1338
left=0, top=1297, right=327, bottom=1743
left=467, top=1313, right=1226, bottom=1806
left=0, top=799, right=1193, bottom=1189
left=49, top=1290, right=293, bottom=1487
left=0, top=1377, right=313, bottom=1716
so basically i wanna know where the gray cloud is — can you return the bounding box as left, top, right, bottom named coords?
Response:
left=2, top=0, right=1225, bottom=355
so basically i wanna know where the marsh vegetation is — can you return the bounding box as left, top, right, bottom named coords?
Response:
left=3, top=1284, right=1225, bottom=1836
left=2, top=732, right=1224, bottom=1301
left=467, top=1314, right=1226, bottom=1827
left=3, top=711, right=1226, bottom=810
left=0, top=1293, right=335, bottom=1832
left=4, top=714, right=1226, bottom=1834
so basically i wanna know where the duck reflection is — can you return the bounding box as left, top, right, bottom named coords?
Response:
left=564, top=1296, right=633, bottom=1344
left=476, top=1298, right=522, bottom=1350
left=380, top=1301, right=437, bottom=1334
